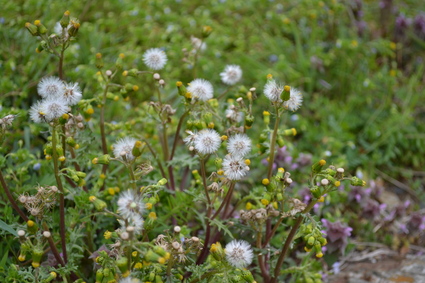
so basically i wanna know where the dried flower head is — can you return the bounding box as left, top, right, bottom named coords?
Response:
left=0, top=114, right=16, bottom=130
left=119, top=277, right=141, bottom=283
left=143, top=48, right=167, bottom=70
left=225, top=240, right=254, bottom=268
left=187, top=79, right=214, bottom=101
left=194, top=129, right=221, bottom=155
left=220, top=65, right=242, bottom=85
left=227, top=134, right=252, bottom=158
left=222, top=154, right=250, bottom=180
left=113, top=137, right=137, bottom=162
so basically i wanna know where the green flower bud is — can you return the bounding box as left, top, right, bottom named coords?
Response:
left=263, top=111, right=270, bottom=124
left=68, top=21, right=80, bottom=37
left=210, top=242, right=225, bottom=261
left=31, top=247, right=44, bottom=268
left=25, top=22, right=39, bottom=36
left=176, top=81, right=187, bottom=96
left=310, top=186, right=321, bottom=199
left=157, top=178, right=168, bottom=186
left=281, top=85, right=291, bottom=101
left=283, top=128, right=297, bottom=136
left=351, top=176, right=366, bottom=186
left=95, top=53, right=103, bottom=69
left=323, top=168, right=336, bottom=176
left=215, top=157, right=223, bottom=170
left=96, top=269, right=104, bottom=282
left=277, top=135, right=285, bottom=147
left=126, top=68, right=139, bottom=77
left=34, top=20, right=47, bottom=34
left=132, top=140, right=144, bottom=157
left=89, top=196, right=107, bottom=211
left=66, top=137, right=76, bottom=147
left=60, top=11, right=70, bottom=28
left=27, top=220, right=38, bottom=234
left=307, top=236, right=316, bottom=246
left=312, top=159, right=326, bottom=173
left=245, top=114, right=254, bottom=127
left=116, top=257, right=129, bottom=275
left=92, top=154, right=111, bottom=165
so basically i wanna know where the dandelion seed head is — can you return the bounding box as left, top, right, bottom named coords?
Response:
left=222, top=154, right=250, bottom=180
left=194, top=129, right=221, bottom=155
left=187, top=79, right=214, bottom=101
left=143, top=48, right=168, bottom=70
left=62, top=82, right=82, bottom=106
left=264, top=79, right=283, bottom=102
left=283, top=88, right=303, bottom=111
left=227, top=134, right=252, bottom=158
left=37, top=77, right=65, bottom=99
left=225, top=240, right=253, bottom=268
left=220, top=65, right=242, bottom=85
left=113, top=137, right=137, bottom=161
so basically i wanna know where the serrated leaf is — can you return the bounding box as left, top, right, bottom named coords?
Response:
left=209, top=218, right=234, bottom=239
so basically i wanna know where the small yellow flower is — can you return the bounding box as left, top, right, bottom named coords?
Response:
left=148, top=212, right=157, bottom=220
left=104, top=231, right=112, bottom=239
left=261, top=199, right=269, bottom=206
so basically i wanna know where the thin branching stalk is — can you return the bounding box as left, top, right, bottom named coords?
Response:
left=257, top=229, right=270, bottom=281
left=100, top=84, right=110, bottom=177
left=211, top=182, right=235, bottom=220
left=270, top=199, right=318, bottom=283
left=51, top=124, right=68, bottom=263
left=0, top=169, right=28, bottom=222
left=195, top=158, right=213, bottom=264
left=42, top=222, right=66, bottom=267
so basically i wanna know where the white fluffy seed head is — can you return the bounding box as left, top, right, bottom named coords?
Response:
left=153, top=73, right=160, bottom=80
left=37, top=76, right=65, bottom=99
left=225, top=240, right=254, bottom=269
left=187, top=79, right=214, bottom=101
left=18, top=230, right=25, bottom=237
left=117, top=190, right=145, bottom=220
left=227, top=134, right=252, bottom=158
left=220, top=65, right=242, bottom=85
left=105, top=70, right=112, bottom=76
left=43, top=231, right=51, bottom=238
left=321, top=179, right=329, bottom=186
left=283, top=88, right=303, bottom=111
left=143, top=48, right=167, bottom=70
left=174, top=226, right=181, bottom=233
left=264, top=79, right=283, bottom=102
left=62, top=82, right=83, bottom=106
left=222, top=154, right=250, bottom=180
left=337, top=168, right=345, bottom=173
left=30, top=98, right=68, bottom=123
left=194, top=129, right=221, bottom=155
left=113, top=137, right=137, bottom=162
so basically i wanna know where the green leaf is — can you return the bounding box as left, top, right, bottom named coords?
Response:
left=0, top=219, right=18, bottom=237
left=209, top=218, right=234, bottom=239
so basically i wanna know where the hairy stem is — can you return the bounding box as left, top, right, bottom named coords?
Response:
left=267, top=105, right=281, bottom=179
left=270, top=200, right=318, bottom=282
left=257, top=229, right=270, bottom=281
left=51, top=125, right=68, bottom=263
left=42, top=222, right=66, bottom=267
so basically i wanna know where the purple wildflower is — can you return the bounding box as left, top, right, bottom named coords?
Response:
left=321, top=219, right=353, bottom=254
